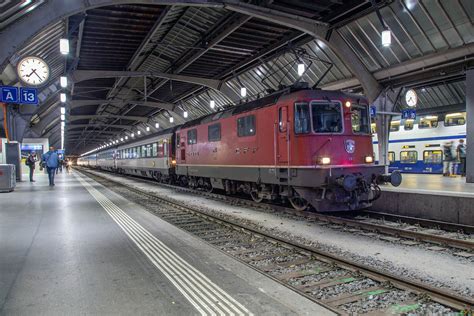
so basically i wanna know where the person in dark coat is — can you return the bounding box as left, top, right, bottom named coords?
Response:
left=42, top=146, right=60, bottom=186
left=26, top=153, right=37, bottom=182
left=457, top=139, right=467, bottom=177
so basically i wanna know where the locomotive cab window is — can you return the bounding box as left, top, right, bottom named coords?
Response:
left=444, top=113, right=466, bottom=126
left=208, top=123, right=221, bottom=142
left=312, top=102, right=342, bottom=133
left=294, top=103, right=310, bottom=134
left=237, top=115, right=256, bottom=137
left=279, top=107, right=288, bottom=132
left=419, top=116, right=438, bottom=129
left=351, top=104, right=370, bottom=134
left=187, top=129, right=197, bottom=144
left=424, top=150, right=443, bottom=164
left=400, top=150, right=417, bottom=164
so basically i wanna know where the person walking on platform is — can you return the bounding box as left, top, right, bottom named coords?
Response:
left=42, top=146, right=60, bottom=186
left=457, top=139, right=467, bottom=177
left=443, top=141, right=455, bottom=177
left=26, top=153, right=37, bottom=182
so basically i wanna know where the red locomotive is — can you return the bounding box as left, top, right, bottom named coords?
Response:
left=79, top=86, right=401, bottom=211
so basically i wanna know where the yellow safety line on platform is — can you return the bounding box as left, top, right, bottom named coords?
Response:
left=75, top=173, right=252, bottom=316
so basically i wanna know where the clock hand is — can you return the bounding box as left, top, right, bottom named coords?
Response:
left=32, top=69, right=42, bottom=81
left=26, top=69, right=37, bottom=78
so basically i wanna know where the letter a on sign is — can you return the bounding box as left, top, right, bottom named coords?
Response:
left=5, top=92, right=14, bottom=101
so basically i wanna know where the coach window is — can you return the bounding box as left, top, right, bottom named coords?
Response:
left=153, top=143, right=157, bottom=157
left=312, top=102, right=342, bottom=133
left=351, top=105, right=370, bottom=134
left=141, top=145, right=146, bottom=158
left=237, top=115, right=256, bottom=137
left=208, top=123, right=221, bottom=141
left=444, top=112, right=466, bottom=126
left=424, top=150, right=443, bottom=164
left=419, top=116, right=438, bottom=129
left=390, top=121, right=400, bottom=132
left=388, top=151, right=395, bottom=163
left=400, top=150, right=417, bottom=164
left=187, top=129, right=197, bottom=144
left=294, top=103, right=310, bottom=134
left=135, top=147, right=140, bottom=158
left=404, top=119, right=414, bottom=130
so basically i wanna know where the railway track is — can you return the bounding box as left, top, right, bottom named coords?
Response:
left=79, top=168, right=474, bottom=254
left=79, top=168, right=474, bottom=315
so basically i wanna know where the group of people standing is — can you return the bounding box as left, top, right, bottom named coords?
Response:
left=443, top=139, right=466, bottom=177
left=25, top=146, right=71, bottom=186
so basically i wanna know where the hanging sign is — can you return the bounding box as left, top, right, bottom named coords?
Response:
left=0, top=86, right=38, bottom=105
left=402, top=109, right=416, bottom=120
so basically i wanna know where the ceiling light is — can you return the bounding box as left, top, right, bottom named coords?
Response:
left=60, top=114, right=65, bottom=121
left=183, top=111, right=188, bottom=118
left=240, top=87, right=247, bottom=97
left=297, top=63, right=305, bottom=76
left=60, top=76, right=68, bottom=88
left=60, top=38, right=69, bottom=55
left=169, top=116, right=174, bottom=123
left=146, top=126, right=150, bottom=132
left=125, top=136, right=128, bottom=140
left=60, top=107, right=65, bottom=114
left=61, top=121, right=65, bottom=127
left=120, top=138, right=124, bottom=142
left=137, top=130, right=141, bottom=135
left=210, top=100, right=215, bottom=109
left=382, top=29, right=391, bottom=47
left=131, top=133, right=135, bottom=137
left=155, top=122, right=159, bottom=128
left=60, top=93, right=66, bottom=103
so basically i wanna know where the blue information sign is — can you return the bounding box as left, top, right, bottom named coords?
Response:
left=19, top=87, right=38, bottom=104
left=402, top=109, right=416, bottom=120
left=369, top=106, right=376, bottom=118
left=1, top=86, right=18, bottom=103
left=0, top=86, right=38, bottom=105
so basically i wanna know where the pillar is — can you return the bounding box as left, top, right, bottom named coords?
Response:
left=466, top=69, right=474, bottom=183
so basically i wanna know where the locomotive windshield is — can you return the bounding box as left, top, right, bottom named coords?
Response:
left=312, top=103, right=342, bottom=133
left=351, top=104, right=370, bottom=134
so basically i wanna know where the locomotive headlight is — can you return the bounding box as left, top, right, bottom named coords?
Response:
left=317, top=157, right=331, bottom=165
left=345, top=101, right=351, bottom=108
left=365, top=156, right=373, bottom=163
left=171, top=159, right=177, bottom=165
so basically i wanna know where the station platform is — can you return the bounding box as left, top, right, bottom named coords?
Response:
left=374, top=174, right=474, bottom=226
left=0, top=171, right=332, bottom=315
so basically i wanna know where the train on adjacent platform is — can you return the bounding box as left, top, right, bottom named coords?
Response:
left=78, top=86, right=401, bottom=212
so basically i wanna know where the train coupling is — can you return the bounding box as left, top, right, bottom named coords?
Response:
left=377, top=170, right=402, bottom=187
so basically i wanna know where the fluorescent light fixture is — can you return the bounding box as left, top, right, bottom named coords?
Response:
left=210, top=100, right=215, bottom=109
left=155, top=122, right=159, bottom=128
left=297, top=63, right=305, bottom=76
left=183, top=111, right=188, bottom=118
left=125, top=136, right=128, bottom=140
left=240, top=87, right=247, bottom=97
left=60, top=38, right=70, bottom=55
left=131, top=133, right=135, bottom=137
left=60, top=93, right=66, bottom=103
left=146, top=126, right=150, bottom=132
left=60, top=76, right=68, bottom=88
left=60, top=107, right=65, bottom=114
left=169, top=116, right=174, bottom=123
left=120, top=138, right=124, bottom=142
left=60, top=114, right=65, bottom=121
left=137, top=130, right=141, bottom=135
left=61, top=121, right=65, bottom=127
left=382, top=29, right=391, bottom=47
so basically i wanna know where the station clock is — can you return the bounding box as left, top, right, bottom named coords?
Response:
left=405, top=89, right=418, bottom=107
left=16, top=56, right=50, bottom=87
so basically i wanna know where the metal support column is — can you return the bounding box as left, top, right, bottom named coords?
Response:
left=466, top=69, right=474, bottom=183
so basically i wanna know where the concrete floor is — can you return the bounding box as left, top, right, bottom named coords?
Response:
left=381, top=173, right=474, bottom=197
left=0, top=170, right=333, bottom=315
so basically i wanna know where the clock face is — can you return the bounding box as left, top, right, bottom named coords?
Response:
left=17, top=56, right=50, bottom=86
left=405, top=89, right=417, bottom=107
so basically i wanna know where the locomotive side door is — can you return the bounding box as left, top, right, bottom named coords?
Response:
left=277, top=106, right=289, bottom=164
left=178, top=133, right=186, bottom=162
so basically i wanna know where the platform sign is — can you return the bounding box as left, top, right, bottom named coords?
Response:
left=19, top=88, right=38, bottom=104
left=369, top=106, right=376, bottom=118
left=1, top=86, right=18, bottom=103
left=402, top=109, right=416, bottom=120
left=0, top=86, right=38, bottom=105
